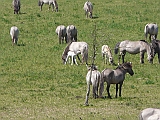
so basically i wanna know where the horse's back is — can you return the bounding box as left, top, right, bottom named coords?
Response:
left=140, top=108, right=160, bottom=120
left=84, top=1, right=93, bottom=11
left=86, top=70, right=101, bottom=85
left=55, top=25, right=66, bottom=34
left=10, top=26, right=19, bottom=37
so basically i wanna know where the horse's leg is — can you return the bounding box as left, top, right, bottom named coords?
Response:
left=121, top=51, right=126, bottom=63
left=71, top=55, right=74, bottom=65
left=115, top=84, right=118, bottom=98
left=40, top=2, right=44, bottom=11
left=158, top=53, right=160, bottom=64
left=77, top=54, right=82, bottom=63
left=155, top=34, right=157, bottom=40
left=107, top=83, right=112, bottom=99
left=51, top=4, right=54, bottom=11
left=85, top=84, right=90, bottom=106
left=74, top=56, right=78, bottom=65
left=99, top=77, right=104, bottom=98
left=149, top=34, right=151, bottom=42
left=140, top=52, right=144, bottom=63
left=92, top=84, right=96, bottom=99
left=119, top=82, right=123, bottom=97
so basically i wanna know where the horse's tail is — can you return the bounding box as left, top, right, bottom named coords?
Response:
left=144, top=24, right=149, bottom=39
left=114, top=42, right=120, bottom=54
left=84, top=44, right=88, bottom=65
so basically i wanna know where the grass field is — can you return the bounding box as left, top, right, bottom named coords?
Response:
left=0, top=0, right=160, bottom=119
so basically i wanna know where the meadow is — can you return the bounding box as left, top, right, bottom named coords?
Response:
left=0, top=0, right=160, bottom=119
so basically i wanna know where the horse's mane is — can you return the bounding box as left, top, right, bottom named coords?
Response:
left=139, top=40, right=147, bottom=43
left=62, top=42, right=72, bottom=56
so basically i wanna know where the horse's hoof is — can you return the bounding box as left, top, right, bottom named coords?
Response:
left=84, top=103, right=89, bottom=106
left=108, top=96, right=112, bottom=99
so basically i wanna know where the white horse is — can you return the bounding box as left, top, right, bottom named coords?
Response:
left=144, top=23, right=158, bottom=41
left=83, top=1, right=93, bottom=18
left=12, top=0, right=20, bottom=14
left=85, top=65, right=101, bottom=106
left=101, top=45, right=114, bottom=65
left=66, top=25, right=77, bottom=43
left=55, top=25, right=67, bottom=44
left=10, top=26, right=19, bottom=45
left=65, top=51, right=78, bottom=65
left=38, top=0, right=58, bottom=12
left=62, top=42, right=88, bottom=65
left=139, top=108, right=160, bottom=120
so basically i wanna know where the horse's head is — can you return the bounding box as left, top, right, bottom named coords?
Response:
left=109, top=56, right=114, bottom=65
left=121, top=62, right=134, bottom=76
left=62, top=54, right=67, bottom=64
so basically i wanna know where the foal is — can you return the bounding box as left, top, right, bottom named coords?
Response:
left=65, top=51, right=78, bottom=65
left=101, top=45, right=114, bottom=65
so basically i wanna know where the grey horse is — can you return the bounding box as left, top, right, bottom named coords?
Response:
left=144, top=23, right=158, bottom=41
left=12, top=0, right=20, bottom=14
left=99, top=62, right=134, bottom=99
left=85, top=64, right=101, bottom=106
left=10, top=26, right=19, bottom=45
left=114, top=40, right=154, bottom=64
left=38, top=0, right=58, bottom=12
left=66, top=25, right=77, bottom=43
left=55, top=25, right=67, bottom=44
left=83, top=1, right=93, bottom=18
left=139, top=108, right=160, bottom=120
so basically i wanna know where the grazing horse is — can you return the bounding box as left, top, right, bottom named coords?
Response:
left=99, top=62, right=134, bottom=99
left=38, top=0, right=58, bottom=12
left=64, top=51, right=78, bottom=65
left=85, top=64, right=101, bottom=106
left=10, top=26, right=19, bottom=45
left=151, top=38, right=160, bottom=63
left=101, top=45, right=114, bottom=65
left=12, top=0, right=20, bottom=14
left=66, top=25, right=77, bottom=43
left=62, top=42, right=88, bottom=65
left=139, top=108, right=160, bottom=120
left=55, top=25, right=67, bottom=44
left=144, top=23, right=158, bottom=41
left=83, top=1, right=93, bottom=18
left=114, top=40, right=154, bottom=64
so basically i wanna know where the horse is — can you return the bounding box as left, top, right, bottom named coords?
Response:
left=10, top=26, right=19, bottom=45
left=64, top=51, right=78, bottom=65
left=38, top=0, right=58, bottom=12
left=144, top=23, right=158, bottom=41
left=85, top=64, right=101, bottom=106
left=66, top=25, right=77, bottom=43
left=55, top=25, right=67, bottom=44
left=62, top=42, right=88, bottom=65
left=151, top=38, right=160, bottom=63
left=139, top=108, right=160, bottom=120
left=114, top=40, right=154, bottom=64
left=12, top=0, right=20, bottom=14
left=99, top=62, right=134, bottom=99
left=101, top=45, right=114, bottom=65
left=83, top=1, right=93, bottom=18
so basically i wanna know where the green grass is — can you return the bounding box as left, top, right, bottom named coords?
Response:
left=0, top=0, right=160, bottom=119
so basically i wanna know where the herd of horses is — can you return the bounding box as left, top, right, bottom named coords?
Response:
left=11, top=0, right=160, bottom=119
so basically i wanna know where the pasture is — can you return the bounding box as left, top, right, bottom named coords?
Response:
left=0, top=0, right=160, bottom=119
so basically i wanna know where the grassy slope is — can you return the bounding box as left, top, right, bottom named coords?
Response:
left=0, top=0, right=160, bottom=119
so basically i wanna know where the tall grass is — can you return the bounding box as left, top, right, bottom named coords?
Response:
left=0, top=0, right=160, bottom=119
